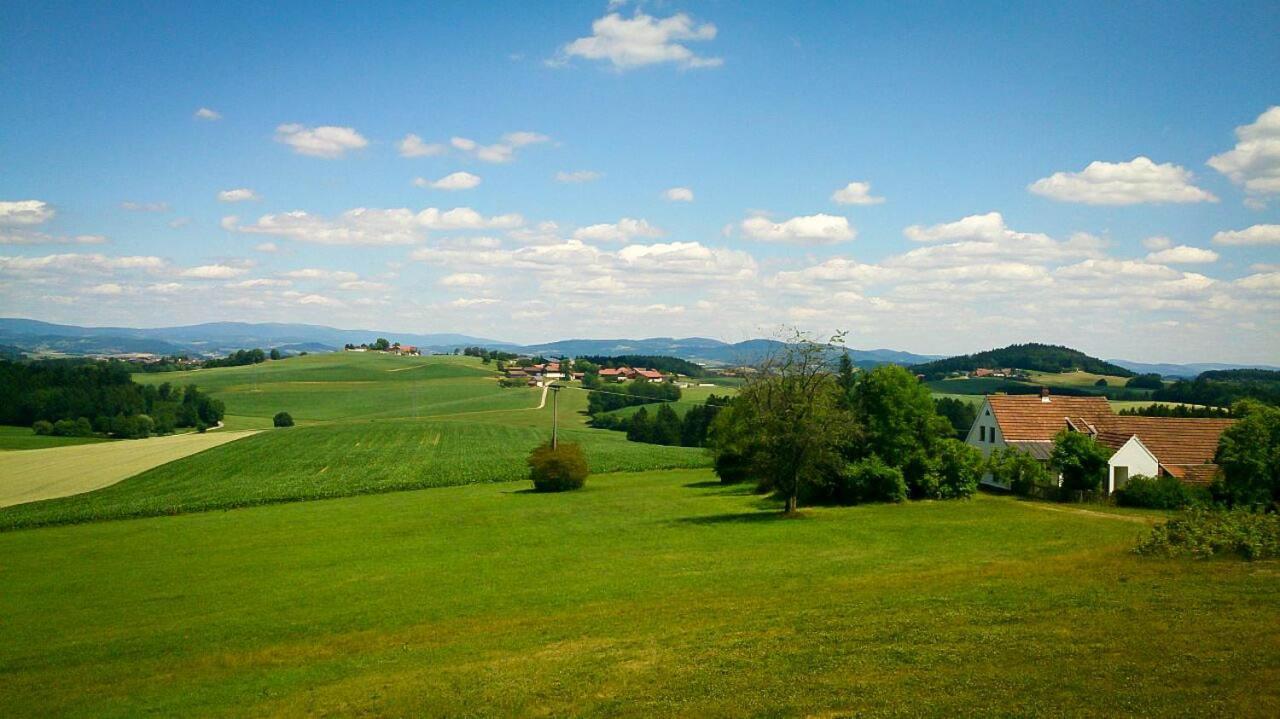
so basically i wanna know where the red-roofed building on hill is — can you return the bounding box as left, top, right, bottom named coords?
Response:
left=964, top=389, right=1235, bottom=493
left=597, top=367, right=668, bottom=383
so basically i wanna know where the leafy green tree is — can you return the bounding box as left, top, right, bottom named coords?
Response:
left=709, top=329, right=859, bottom=513
left=626, top=406, right=653, bottom=443
left=1126, top=373, right=1163, bottom=390
left=273, top=411, right=295, bottom=428
left=1051, top=431, right=1111, bottom=495
left=651, top=403, right=682, bottom=446
left=269, top=348, right=282, bottom=361
left=1214, top=400, right=1280, bottom=507
left=934, top=396, right=978, bottom=438
left=987, top=446, right=1049, bottom=495
left=851, top=364, right=953, bottom=466
left=373, top=338, right=391, bottom=351
left=929, top=439, right=984, bottom=499
left=832, top=456, right=906, bottom=504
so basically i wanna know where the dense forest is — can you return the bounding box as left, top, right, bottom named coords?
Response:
left=591, top=394, right=733, bottom=447
left=0, top=359, right=224, bottom=438
left=1153, top=369, right=1280, bottom=408
left=911, top=343, right=1134, bottom=379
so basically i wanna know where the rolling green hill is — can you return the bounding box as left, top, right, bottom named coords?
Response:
left=912, top=343, right=1135, bottom=379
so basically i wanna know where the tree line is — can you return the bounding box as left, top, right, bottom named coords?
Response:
left=591, top=394, right=733, bottom=447
left=0, top=359, right=224, bottom=438
left=911, top=342, right=1134, bottom=380
left=1153, top=369, right=1280, bottom=408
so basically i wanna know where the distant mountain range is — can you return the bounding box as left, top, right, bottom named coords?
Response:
left=2, top=318, right=1274, bottom=377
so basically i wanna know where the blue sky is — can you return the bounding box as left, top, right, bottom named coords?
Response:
left=1, top=1, right=1278, bottom=362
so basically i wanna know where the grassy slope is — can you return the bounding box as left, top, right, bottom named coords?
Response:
left=0, top=353, right=708, bottom=528
left=1, top=470, right=1276, bottom=717
left=0, top=425, right=110, bottom=450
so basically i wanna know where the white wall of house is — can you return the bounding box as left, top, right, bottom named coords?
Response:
left=965, top=398, right=1008, bottom=487
left=1107, top=436, right=1159, bottom=494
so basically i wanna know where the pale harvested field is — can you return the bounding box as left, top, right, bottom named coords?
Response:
left=0, top=430, right=258, bottom=508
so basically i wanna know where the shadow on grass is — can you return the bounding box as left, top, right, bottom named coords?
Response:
left=674, top=510, right=807, bottom=525
left=683, top=480, right=723, bottom=489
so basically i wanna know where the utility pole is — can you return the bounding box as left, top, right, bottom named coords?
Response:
left=550, top=383, right=561, bottom=449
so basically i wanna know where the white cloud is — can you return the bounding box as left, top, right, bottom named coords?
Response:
left=1028, top=157, right=1217, bottom=205
left=741, top=213, right=854, bottom=245
left=449, top=297, right=500, bottom=308
left=449, top=132, right=550, bottom=164
left=418, top=207, right=524, bottom=230
left=573, top=217, right=664, bottom=243
left=281, top=268, right=359, bottom=282
left=830, top=181, right=885, bottom=205
left=228, top=278, right=291, bottom=289
left=556, top=170, right=602, bottom=183
left=555, top=12, right=722, bottom=70
left=414, top=172, right=482, bottom=191
left=217, top=188, right=260, bottom=203
left=0, top=253, right=165, bottom=274
left=274, top=124, right=369, bottom=158
left=1208, top=106, right=1280, bottom=199
left=1142, top=236, right=1173, bottom=251
left=0, top=200, right=55, bottom=226
left=228, top=206, right=521, bottom=246
left=179, top=264, right=249, bottom=279
left=120, top=201, right=169, bottom=212
left=1236, top=272, right=1280, bottom=294
left=295, top=293, right=343, bottom=308
left=0, top=230, right=106, bottom=246
left=168, top=217, right=191, bottom=229
left=1145, top=245, right=1220, bottom=264
left=664, top=186, right=694, bottom=202
left=904, top=211, right=1012, bottom=243
left=254, top=242, right=279, bottom=253
left=337, top=280, right=390, bottom=291
left=398, top=134, right=446, bottom=158
left=1212, top=224, right=1280, bottom=246
left=86, top=283, right=125, bottom=295
left=194, top=107, right=221, bottom=121
left=440, top=272, right=489, bottom=288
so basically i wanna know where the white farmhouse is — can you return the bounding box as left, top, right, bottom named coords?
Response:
left=965, top=390, right=1113, bottom=489
left=1094, top=417, right=1235, bottom=493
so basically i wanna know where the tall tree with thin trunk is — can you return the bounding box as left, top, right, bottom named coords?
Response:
left=729, top=329, right=856, bottom=513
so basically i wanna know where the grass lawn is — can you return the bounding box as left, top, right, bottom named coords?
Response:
left=0, top=425, right=110, bottom=451
left=1, top=469, right=1277, bottom=717
left=1025, top=369, right=1134, bottom=388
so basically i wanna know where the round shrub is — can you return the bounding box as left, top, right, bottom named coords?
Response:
left=843, top=456, right=907, bottom=504
left=528, top=441, right=589, bottom=492
left=273, top=411, right=295, bottom=428
left=1116, top=475, right=1203, bottom=509
left=930, top=439, right=984, bottom=499
left=32, top=420, right=53, bottom=436
left=988, top=446, right=1050, bottom=496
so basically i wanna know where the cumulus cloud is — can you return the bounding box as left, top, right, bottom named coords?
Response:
left=194, top=107, right=221, bottom=121
left=414, top=172, right=482, bottom=191
left=0, top=253, right=165, bottom=274
left=449, top=132, right=550, bottom=163
left=440, top=272, right=489, bottom=288
left=281, top=268, right=360, bottom=282
left=556, top=170, right=602, bottom=183
left=1208, top=106, right=1280, bottom=200
left=905, top=211, right=1015, bottom=243
left=741, top=213, right=855, bottom=244
left=120, top=201, right=169, bottom=212
left=1145, top=245, right=1220, bottom=264
left=0, top=230, right=106, bottom=246
left=398, top=133, right=446, bottom=158
left=274, top=124, right=369, bottom=158
left=1142, top=236, right=1173, bottom=251
left=179, top=264, right=249, bottom=279
left=1212, top=224, right=1280, bottom=246
left=337, top=280, right=390, bottom=291
left=0, top=200, right=55, bottom=226
left=573, top=217, right=664, bottom=243
left=664, top=187, right=694, bottom=202
left=227, top=278, right=291, bottom=289
left=555, top=12, right=722, bottom=70
left=254, top=242, right=279, bottom=253
left=1028, top=157, right=1217, bottom=205
left=830, top=181, right=885, bottom=205
left=217, top=188, right=260, bottom=203
left=227, top=206, right=522, bottom=246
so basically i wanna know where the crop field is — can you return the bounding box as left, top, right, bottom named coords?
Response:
left=3, top=469, right=1278, bottom=717
left=0, top=429, right=259, bottom=509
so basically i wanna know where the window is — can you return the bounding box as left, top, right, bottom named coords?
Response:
left=989, top=427, right=997, bottom=442
left=979, top=426, right=986, bottom=442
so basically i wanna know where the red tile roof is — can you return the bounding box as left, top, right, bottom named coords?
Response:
left=1094, top=417, right=1235, bottom=471
left=987, top=394, right=1114, bottom=442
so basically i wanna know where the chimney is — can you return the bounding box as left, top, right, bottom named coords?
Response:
left=1040, top=387, right=1051, bottom=403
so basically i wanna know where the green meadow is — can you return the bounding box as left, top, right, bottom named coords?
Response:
left=1, top=351, right=1276, bottom=716
left=2, top=471, right=1278, bottom=717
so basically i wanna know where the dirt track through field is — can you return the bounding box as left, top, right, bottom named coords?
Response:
left=0, top=430, right=259, bottom=508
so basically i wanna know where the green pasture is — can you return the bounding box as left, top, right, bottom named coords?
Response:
left=0, top=425, right=111, bottom=451
left=2, top=469, right=1277, bottom=717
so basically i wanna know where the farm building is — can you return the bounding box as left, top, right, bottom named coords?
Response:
left=598, top=367, right=668, bottom=382
left=1094, top=417, right=1235, bottom=493
left=964, top=390, right=1234, bottom=492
